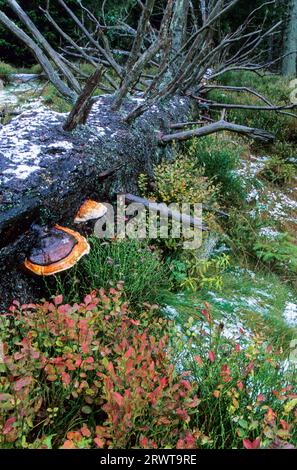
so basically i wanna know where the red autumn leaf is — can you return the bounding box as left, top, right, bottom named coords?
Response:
left=81, top=423, right=91, bottom=438
left=124, top=346, right=135, bottom=359
left=3, top=417, right=16, bottom=434
left=84, top=294, right=93, bottom=305
left=94, top=437, right=105, bottom=448
left=125, top=359, right=134, bottom=375
left=280, top=419, right=289, bottom=431
left=13, top=376, right=32, bottom=391
left=245, top=362, right=254, bottom=376
left=113, top=391, right=125, bottom=407
left=176, top=408, right=190, bottom=422
left=180, top=379, right=191, bottom=390
left=62, top=440, right=76, bottom=449
left=201, top=308, right=213, bottom=324
left=235, top=344, right=240, bottom=353
left=208, top=350, right=216, bottom=363
left=140, top=436, right=149, bottom=448
left=54, top=294, right=63, bottom=306
left=61, top=371, right=71, bottom=386
left=237, top=380, right=244, bottom=391
left=194, top=355, right=203, bottom=367
left=265, top=408, right=277, bottom=424
left=159, top=376, right=168, bottom=388
left=243, top=438, right=261, bottom=449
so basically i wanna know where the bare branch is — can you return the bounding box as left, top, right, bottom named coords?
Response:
left=56, top=0, right=123, bottom=78
left=159, top=119, right=275, bottom=144
left=63, top=67, right=104, bottom=132
left=0, top=10, right=76, bottom=101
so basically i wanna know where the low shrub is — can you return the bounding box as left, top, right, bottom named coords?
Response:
left=0, top=61, right=16, bottom=77
left=0, top=287, right=198, bottom=449
left=184, top=136, right=246, bottom=205
left=173, top=304, right=297, bottom=449
left=259, top=156, right=296, bottom=186
left=139, top=149, right=219, bottom=207
left=168, top=253, right=231, bottom=291
left=0, top=291, right=295, bottom=449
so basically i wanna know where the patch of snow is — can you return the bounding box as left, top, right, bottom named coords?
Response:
left=3, top=163, right=41, bottom=180
left=259, top=227, right=280, bottom=239
left=0, top=107, right=66, bottom=183
left=246, top=188, right=259, bottom=202
left=131, top=96, right=145, bottom=104
left=163, top=305, right=178, bottom=319
left=48, top=141, right=73, bottom=150
left=283, top=302, right=297, bottom=327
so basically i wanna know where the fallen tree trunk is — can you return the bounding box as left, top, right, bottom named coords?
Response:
left=0, top=94, right=193, bottom=311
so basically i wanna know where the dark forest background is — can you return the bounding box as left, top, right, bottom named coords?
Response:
left=0, top=0, right=289, bottom=70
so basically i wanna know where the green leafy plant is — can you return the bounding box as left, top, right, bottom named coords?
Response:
left=173, top=304, right=297, bottom=449
left=254, top=233, right=297, bottom=276
left=180, top=253, right=231, bottom=291
left=185, top=136, right=246, bottom=205
left=259, top=156, right=296, bottom=186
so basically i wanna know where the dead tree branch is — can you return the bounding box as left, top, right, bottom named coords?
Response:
left=63, top=67, right=104, bottom=132
left=159, top=119, right=275, bottom=144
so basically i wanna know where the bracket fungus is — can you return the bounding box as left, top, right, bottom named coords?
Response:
left=24, top=224, right=90, bottom=276
left=74, top=199, right=107, bottom=224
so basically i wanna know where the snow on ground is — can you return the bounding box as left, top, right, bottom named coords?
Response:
left=283, top=302, right=297, bottom=327
left=0, top=107, right=66, bottom=184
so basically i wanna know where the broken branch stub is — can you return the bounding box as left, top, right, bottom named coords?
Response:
left=63, top=67, right=104, bottom=132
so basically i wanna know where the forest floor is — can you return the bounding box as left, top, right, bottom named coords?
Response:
left=0, top=69, right=296, bottom=449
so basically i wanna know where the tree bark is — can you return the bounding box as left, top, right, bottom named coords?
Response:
left=282, top=0, right=297, bottom=76
left=63, top=67, right=104, bottom=131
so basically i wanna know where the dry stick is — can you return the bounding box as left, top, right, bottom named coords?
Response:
left=63, top=67, right=104, bottom=132
left=201, top=85, right=275, bottom=107
left=125, top=0, right=156, bottom=72
left=41, top=7, right=118, bottom=91
left=159, top=119, right=275, bottom=144
left=122, top=193, right=208, bottom=231
left=57, top=0, right=122, bottom=78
